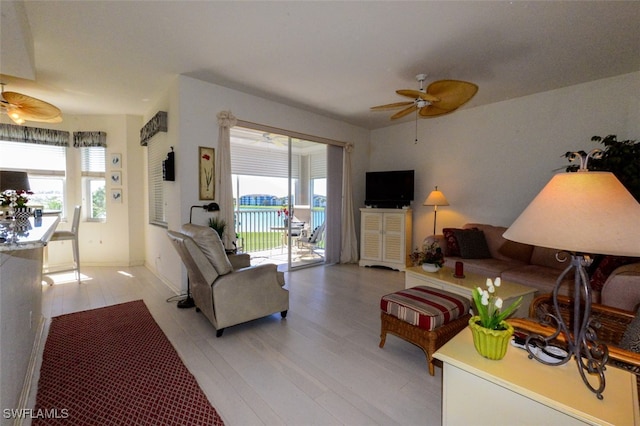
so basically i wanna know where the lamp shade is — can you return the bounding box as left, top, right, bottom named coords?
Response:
left=0, top=170, right=30, bottom=192
left=423, top=188, right=449, bottom=206
left=503, top=171, right=640, bottom=257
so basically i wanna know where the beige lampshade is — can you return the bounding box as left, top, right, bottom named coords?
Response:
left=423, top=187, right=449, bottom=206
left=503, top=171, right=640, bottom=257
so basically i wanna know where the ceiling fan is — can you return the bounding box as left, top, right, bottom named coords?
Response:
left=371, top=74, right=478, bottom=120
left=0, top=83, right=63, bottom=125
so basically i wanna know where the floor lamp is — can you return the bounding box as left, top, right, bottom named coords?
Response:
left=423, top=186, right=449, bottom=235
left=178, top=202, right=220, bottom=309
left=503, top=152, right=640, bottom=399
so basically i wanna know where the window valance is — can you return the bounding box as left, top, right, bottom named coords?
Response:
left=73, top=131, right=107, bottom=147
left=140, top=111, right=168, bottom=146
left=0, top=123, right=69, bottom=146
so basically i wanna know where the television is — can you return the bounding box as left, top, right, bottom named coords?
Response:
left=365, top=170, right=414, bottom=208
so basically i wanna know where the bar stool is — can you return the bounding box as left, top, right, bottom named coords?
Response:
left=48, top=205, right=81, bottom=283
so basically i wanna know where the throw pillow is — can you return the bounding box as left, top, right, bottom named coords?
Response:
left=442, top=228, right=462, bottom=257
left=589, top=255, right=636, bottom=292
left=181, top=223, right=234, bottom=275
left=620, top=307, right=640, bottom=354
left=453, top=229, right=491, bottom=259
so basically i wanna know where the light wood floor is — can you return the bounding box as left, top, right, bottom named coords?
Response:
left=30, top=264, right=443, bottom=425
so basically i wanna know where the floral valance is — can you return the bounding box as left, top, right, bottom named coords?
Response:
left=0, top=123, right=69, bottom=146
left=73, top=131, right=107, bottom=148
left=140, top=111, right=168, bottom=146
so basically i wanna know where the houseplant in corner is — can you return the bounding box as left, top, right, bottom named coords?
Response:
left=469, top=278, right=522, bottom=360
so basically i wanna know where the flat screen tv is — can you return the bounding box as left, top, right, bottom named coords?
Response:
left=365, top=170, right=414, bottom=208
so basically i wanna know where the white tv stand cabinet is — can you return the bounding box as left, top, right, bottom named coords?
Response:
left=359, top=208, right=412, bottom=271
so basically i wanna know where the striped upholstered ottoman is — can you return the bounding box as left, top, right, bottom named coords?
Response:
left=379, top=286, right=472, bottom=375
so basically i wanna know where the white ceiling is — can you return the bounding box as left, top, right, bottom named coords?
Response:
left=1, top=1, right=639, bottom=130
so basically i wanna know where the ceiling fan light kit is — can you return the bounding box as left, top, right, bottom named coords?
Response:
left=371, top=74, right=478, bottom=120
left=0, top=83, right=63, bottom=125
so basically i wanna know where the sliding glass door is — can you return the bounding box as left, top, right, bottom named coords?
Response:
left=230, top=126, right=327, bottom=270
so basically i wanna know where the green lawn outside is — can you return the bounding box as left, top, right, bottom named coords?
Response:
left=238, top=231, right=282, bottom=252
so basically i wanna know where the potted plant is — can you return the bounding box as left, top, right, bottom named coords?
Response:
left=565, top=134, right=640, bottom=202
left=208, top=217, right=226, bottom=239
left=410, top=241, right=444, bottom=272
left=469, top=278, right=522, bottom=360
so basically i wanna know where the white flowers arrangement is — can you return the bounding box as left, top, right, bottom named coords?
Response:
left=471, top=278, right=522, bottom=330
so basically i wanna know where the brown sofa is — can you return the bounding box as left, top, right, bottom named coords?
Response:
left=428, top=223, right=640, bottom=311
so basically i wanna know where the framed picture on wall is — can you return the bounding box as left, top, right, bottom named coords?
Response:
left=111, top=153, right=122, bottom=169
left=199, top=146, right=215, bottom=200
left=111, top=189, right=122, bottom=203
left=110, top=171, right=122, bottom=186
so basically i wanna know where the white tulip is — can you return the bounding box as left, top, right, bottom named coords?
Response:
left=495, top=298, right=503, bottom=309
left=495, top=277, right=501, bottom=287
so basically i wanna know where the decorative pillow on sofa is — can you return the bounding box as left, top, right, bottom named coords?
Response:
left=181, top=223, right=234, bottom=275
left=589, top=255, right=636, bottom=292
left=453, top=229, right=491, bottom=259
left=442, top=228, right=462, bottom=257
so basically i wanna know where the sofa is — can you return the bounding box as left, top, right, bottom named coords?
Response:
left=427, top=223, right=640, bottom=311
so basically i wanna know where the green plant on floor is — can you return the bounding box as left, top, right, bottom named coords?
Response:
left=208, top=217, right=226, bottom=238
left=565, top=135, right=640, bottom=202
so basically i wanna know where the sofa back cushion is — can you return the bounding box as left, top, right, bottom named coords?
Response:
left=464, top=223, right=533, bottom=263
left=181, top=223, right=234, bottom=275
left=453, top=228, right=491, bottom=259
left=529, top=246, right=567, bottom=270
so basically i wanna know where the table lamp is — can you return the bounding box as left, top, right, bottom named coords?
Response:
left=0, top=170, right=31, bottom=192
left=503, top=150, right=640, bottom=399
left=423, top=186, right=449, bottom=235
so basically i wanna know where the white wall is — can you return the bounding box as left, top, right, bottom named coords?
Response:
left=144, top=75, right=371, bottom=294
left=1, top=113, right=144, bottom=268
left=370, top=72, right=640, bottom=248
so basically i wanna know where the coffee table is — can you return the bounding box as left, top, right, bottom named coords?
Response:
left=405, top=266, right=536, bottom=318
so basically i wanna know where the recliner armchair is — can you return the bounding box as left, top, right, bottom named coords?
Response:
left=167, top=224, right=289, bottom=337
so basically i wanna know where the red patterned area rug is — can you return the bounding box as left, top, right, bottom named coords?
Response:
left=33, top=300, right=224, bottom=425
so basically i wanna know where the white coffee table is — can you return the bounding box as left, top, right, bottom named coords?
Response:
left=405, top=266, right=537, bottom=318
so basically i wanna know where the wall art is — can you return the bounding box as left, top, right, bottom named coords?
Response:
left=199, top=146, right=215, bottom=200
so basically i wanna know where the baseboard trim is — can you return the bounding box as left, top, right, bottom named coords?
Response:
left=15, top=316, right=47, bottom=426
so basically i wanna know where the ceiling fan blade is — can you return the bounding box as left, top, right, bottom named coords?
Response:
left=370, top=101, right=414, bottom=111
left=3, top=91, right=62, bottom=120
left=396, top=89, right=439, bottom=102
left=425, top=80, right=478, bottom=112
left=418, top=104, right=452, bottom=118
left=390, top=105, right=418, bottom=120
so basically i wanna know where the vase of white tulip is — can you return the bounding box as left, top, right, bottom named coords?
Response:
left=469, top=278, right=522, bottom=360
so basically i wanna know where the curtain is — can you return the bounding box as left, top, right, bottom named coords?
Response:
left=340, top=143, right=358, bottom=263
left=73, top=131, right=107, bottom=147
left=0, top=123, right=69, bottom=146
left=216, top=111, right=237, bottom=250
left=324, top=145, right=343, bottom=264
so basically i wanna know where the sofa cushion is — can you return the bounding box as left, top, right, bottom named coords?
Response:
left=465, top=223, right=534, bottom=263
left=442, top=228, right=462, bottom=257
left=590, top=255, right=638, bottom=292
left=454, top=229, right=491, bottom=259
left=529, top=246, right=567, bottom=271
left=501, top=265, right=574, bottom=296
left=380, top=286, right=471, bottom=331
left=181, top=223, right=234, bottom=275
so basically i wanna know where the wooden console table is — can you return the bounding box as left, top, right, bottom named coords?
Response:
left=434, top=328, right=639, bottom=425
left=405, top=266, right=536, bottom=318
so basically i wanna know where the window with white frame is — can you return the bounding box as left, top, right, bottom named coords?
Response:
left=81, top=146, right=106, bottom=221
left=0, top=140, right=67, bottom=212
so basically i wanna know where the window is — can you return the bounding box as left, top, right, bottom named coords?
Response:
left=81, top=146, right=106, bottom=221
left=0, top=140, right=66, bottom=211
left=147, top=134, right=167, bottom=226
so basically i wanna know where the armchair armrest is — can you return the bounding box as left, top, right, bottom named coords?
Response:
left=228, top=253, right=251, bottom=270
left=600, top=262, right=640, bottom=312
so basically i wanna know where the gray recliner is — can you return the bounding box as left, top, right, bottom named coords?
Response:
left=167, top=223, right=289, bottom=337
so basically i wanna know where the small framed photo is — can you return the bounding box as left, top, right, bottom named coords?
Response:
left=111, top=189, right=122, bottom=203
left=110, top=171, right=122, bottom=185
left=110, top=153, right=122, bottom=169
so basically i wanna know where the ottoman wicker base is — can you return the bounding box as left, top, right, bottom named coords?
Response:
left=379, top=286, right=472, bottom=376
